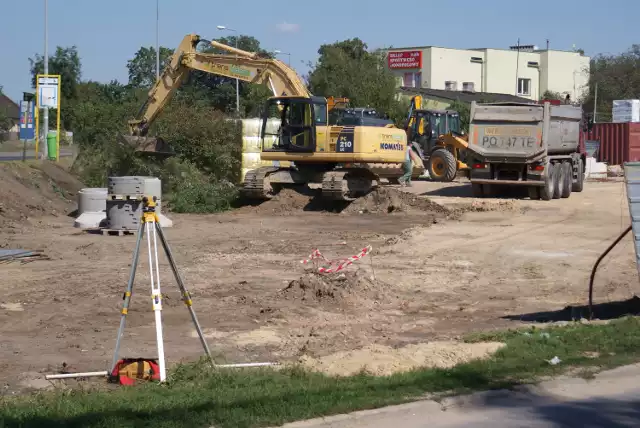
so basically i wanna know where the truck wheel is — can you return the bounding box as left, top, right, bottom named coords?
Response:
left=428, top=149, right=457, bottom=182
left=471, top=183, right=484, bottom=197
left=540, top=163, right=555, bottom=201
left=552, top=162, right=563, bottom=199
left=561, top=162, right=572, bottom=198
left=572, top=158, right=585, bottom=192
left=528, top=186, right=540, bottom=200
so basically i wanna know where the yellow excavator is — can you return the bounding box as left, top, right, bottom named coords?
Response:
left=404, top=95, right=469, bottom=181
left=124, top=34, right=408, bottom=201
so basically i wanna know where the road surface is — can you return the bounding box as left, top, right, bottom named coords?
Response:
left=0, top=149, right=73, bottom=161
left=275, top=364, right=640, bottom=428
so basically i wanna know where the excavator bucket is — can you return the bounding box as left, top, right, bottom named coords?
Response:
left=119, top=134, right=175, bottom=155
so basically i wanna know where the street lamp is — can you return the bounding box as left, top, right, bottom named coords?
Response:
left=273, top=50, right=291, bottom=66
left=216, top=25, right=240, bottom=114
left=156, top=0, right=160, bottom=79
left=43, top=0, right=49, bottom=159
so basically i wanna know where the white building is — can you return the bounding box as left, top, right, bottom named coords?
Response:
left=385, top=44, right=590, bottom=101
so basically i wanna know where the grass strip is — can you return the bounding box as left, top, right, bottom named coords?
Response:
left=3, top=317, right=640, bottom=428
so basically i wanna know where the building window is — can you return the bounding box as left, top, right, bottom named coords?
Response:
left=414, top=72, right=422, bottom=88
left=403, top=73, right=414, bottom=87
left=402, top=72, right=422, bottom=88
left=517, top=78, right=531, bottom=96
left=445, top=80, right=457, bottom=91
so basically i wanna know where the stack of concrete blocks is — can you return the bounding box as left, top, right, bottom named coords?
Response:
left=106, top=176, right=173, bottom=230
left=239, top=118, right=290, bottom=184
left=613, top=100, right=640, bottom=123
left=74, top=188, right=108, bottom=229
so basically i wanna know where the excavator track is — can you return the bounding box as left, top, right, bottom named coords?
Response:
left=321, top=169, right=376, bottom=202
left=242, top=166, right=279, bottom=200
left=321, top=171, right=352, bottom=201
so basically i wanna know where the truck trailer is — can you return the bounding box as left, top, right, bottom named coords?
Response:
left=465, top=101, right=592, bottom=200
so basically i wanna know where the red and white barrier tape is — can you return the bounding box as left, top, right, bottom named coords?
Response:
left=300, top=245, right=372, bottom=274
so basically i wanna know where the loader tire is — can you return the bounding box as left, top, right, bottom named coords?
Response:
left=428, top=149, right=457, bottom=182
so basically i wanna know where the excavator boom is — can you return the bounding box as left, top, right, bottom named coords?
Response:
left=127, top=34, right=312, bottom=138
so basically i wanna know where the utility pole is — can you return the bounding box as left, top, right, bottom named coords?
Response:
left=43, top=0, right=49, bottom=159
left=156, top=0, right=160, bottom=79
left=593, top=81, right=598, bottom=123
left=515, top=38, right=520, bottom=96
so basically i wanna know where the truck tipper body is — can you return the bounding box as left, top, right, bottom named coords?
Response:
left=465, top=101, right=589, bottom=200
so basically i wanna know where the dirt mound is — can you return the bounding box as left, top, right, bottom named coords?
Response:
left=298, top=341, right=505, bottom=376
left=342, top=187, right=450, bottom=215
left=242, top=186, right=450, bottom=217
left=280, top=268, right=388, bottom=306
left=0, top=161, right=84, bottom=226
left=243, top=188, right=313, bottom=215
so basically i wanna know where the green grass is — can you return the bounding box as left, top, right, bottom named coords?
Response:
left=4, top=317, right=640, bottom=428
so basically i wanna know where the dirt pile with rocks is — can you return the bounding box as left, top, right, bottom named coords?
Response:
left=280, top=268, right=390, bottom=307
left=342, top=187, right=450, bottom=215
left=242, top=186, right=451, bottom=217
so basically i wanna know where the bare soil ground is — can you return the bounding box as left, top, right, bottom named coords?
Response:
left=0, top=162, right=637, bottom=392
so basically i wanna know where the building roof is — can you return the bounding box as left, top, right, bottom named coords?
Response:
left=398, top=87, right=533, bottom=104
left=0, top=93, right=19, bottom=119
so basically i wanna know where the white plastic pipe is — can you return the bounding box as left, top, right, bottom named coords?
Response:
left=215, top=362, right=279, bottom=368
left=45, top=371, right=109, bottom=380
left=43, top=362, right=279, bottom=380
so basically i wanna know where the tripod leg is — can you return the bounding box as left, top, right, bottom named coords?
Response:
left=148, top=220, right=167, bottom=382
left=110, top=220, right=145, bottom=374
left=155, top=222, right=213, bottom=364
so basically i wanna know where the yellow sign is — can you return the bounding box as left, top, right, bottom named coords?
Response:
left=484, top=126, right=532, bottom=137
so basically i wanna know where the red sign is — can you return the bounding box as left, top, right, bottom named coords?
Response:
left=388, top=51, right=422, bottom=69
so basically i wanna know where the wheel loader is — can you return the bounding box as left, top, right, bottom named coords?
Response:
left=123, top=34, right=409, bottom=201
left=404, top=95, right=469, bottom=182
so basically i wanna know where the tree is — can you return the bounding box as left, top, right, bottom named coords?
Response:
left=582, top=44, right=640, bottom=122
left=541, top=90, right=565, bottom=101
left=29, top=46, right=82, bottom=100
left=127, top=46, right=174, bottom=88
left=307, top=38, right=399, bottom=116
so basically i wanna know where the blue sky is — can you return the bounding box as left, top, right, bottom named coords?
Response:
left=1, top=0, right=636, bottom=102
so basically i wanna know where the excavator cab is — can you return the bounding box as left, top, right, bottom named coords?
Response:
left=261, top=96, right=327, bottom=153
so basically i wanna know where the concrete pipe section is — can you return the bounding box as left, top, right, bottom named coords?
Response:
left=106, top=176, right=173, bottom=230
left=74, top=188, right=108, bottom=229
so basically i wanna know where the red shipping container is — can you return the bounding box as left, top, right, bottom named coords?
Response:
left=585, top=122, right=640, bottom=165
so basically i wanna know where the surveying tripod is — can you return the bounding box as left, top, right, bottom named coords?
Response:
left=110, top=196, right=212, bottom=382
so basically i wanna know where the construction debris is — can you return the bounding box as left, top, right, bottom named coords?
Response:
left=0, top=249, right=49, bottom=264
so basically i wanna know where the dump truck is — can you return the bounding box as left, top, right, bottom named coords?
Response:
left=465, top=101, right=593, bottom=200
